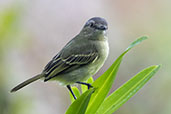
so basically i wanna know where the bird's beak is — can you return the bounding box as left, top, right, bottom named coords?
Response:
left=99, top=25, right=108, bottom=30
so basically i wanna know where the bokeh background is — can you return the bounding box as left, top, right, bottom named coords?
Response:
left=0, top=0, right=170, bottom=114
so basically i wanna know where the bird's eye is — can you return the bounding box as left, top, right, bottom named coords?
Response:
left=85, top=20, right=95, bottom=28
left=89, top=22, right=94, bottom=27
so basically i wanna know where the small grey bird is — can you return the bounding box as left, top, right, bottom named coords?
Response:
left=11, top=17, right=109, bottom=99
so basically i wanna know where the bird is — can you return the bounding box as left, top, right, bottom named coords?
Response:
left=10, top=17, right=109, bottom=99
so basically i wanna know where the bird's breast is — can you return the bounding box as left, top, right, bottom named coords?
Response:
left=96, top=36, right=109, bottom=61
left=89, top=38, right=109, bottom=73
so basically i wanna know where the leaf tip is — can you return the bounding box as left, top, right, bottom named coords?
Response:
left=126, top=35, right=148, bottom=51
left=150, top=64, right=161, bottom=74
left=155, top=64, right=161, bottom=70
left=140, top=35, right=148, bottom=40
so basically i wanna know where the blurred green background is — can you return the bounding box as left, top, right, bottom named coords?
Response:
left=0, top=0, right=170, bottom=114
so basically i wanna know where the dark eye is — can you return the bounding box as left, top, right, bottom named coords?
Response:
left=90, top=22, right=94, bottom=27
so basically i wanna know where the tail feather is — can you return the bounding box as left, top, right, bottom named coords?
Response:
left=10, top=74, right=44, bottom=93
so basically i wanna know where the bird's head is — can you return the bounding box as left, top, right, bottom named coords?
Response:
left=80, top=17, right=108, bottom=39
left=84, top=17, right=108, bottom=31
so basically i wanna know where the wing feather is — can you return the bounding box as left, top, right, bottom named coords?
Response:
left=43, top=51, right=98, bottom=81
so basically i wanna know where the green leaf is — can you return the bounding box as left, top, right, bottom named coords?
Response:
left=66, top=88, right=95, bottom=114
left=126, top=36, right=148, bottom=51
left=97, top=65, right=160, bottom=114
left=81, top=77, right=94, bottom=93
left=69, top=86, right=81, bottom=103
left=85, top=36, right=148, bottom=114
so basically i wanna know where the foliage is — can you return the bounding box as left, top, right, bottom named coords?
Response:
left=65, top=36, right=160, bottom=114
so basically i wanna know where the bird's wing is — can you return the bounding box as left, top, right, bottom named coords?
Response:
left=43, top=45, right=98, bottom=81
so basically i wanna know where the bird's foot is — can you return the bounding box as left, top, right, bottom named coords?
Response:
left=76, top=81, right=93, bottom=89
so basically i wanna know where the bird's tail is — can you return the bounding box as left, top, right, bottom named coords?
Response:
left=10, top=74, right=44, bottom=93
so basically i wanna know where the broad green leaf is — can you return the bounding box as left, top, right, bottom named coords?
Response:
left=66, top=88, right=95, bottom=114
left=81, top=77, right=94, bottom=93
left=69, top=86, right=81, bottom=103
left=97, top=65, right=160, bottom=114
left=85, top=36, right=148, bottom=114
